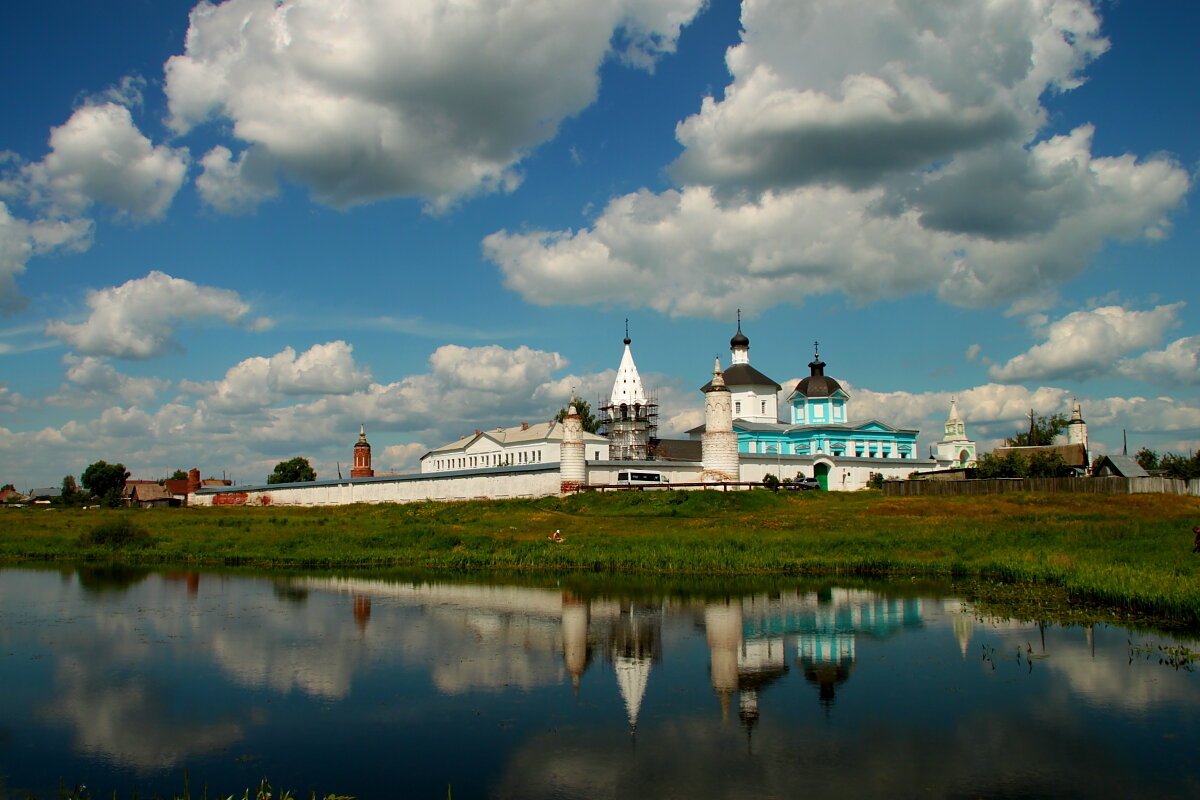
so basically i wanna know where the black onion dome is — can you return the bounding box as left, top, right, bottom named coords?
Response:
left=794, top=356, right=843, bottom=397
left=730, top=325, right=749, bottom=349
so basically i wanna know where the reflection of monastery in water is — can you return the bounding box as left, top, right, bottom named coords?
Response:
left=288, top=577, right=934, bottom=726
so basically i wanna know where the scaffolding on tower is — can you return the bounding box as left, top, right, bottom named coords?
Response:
left=598, top=389, right=658, bottom=461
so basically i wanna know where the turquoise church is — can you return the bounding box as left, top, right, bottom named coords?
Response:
left=693, top=326, right=926, bottom=490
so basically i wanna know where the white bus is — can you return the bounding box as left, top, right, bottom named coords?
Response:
left=616, top=471, right=669, bottom=486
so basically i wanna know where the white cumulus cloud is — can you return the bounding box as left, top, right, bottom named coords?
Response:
left=670, top=0, right=1107, bottom=194
left=485, top=0, right=1190, bottom=317
left=1117, top=335, right=1200, bottom=388
left=45, top=271, right=273, bottom=359
left=195, top=145, right=279, bottom=214
left=166, top=0, right=704, bottom=211
left=47, top=354, right=170, bottom=408
left=186, top=341, right=373, bottom=413
left=429, top=344, right=568, bottom=392
left=21, top=103, right=188, bottom=221
left=988, top=303, right=1185, bottom=383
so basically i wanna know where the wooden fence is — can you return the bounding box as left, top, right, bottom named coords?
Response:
left=882, top=476, right=1200, bottom=497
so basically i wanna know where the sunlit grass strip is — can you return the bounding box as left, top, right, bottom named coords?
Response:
left=3, top=490, right=1199, bottom=622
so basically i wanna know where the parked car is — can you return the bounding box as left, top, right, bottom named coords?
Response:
left=786, top=477, right=820, bottom=490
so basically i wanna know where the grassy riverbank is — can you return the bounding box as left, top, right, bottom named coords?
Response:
left=4, top=489, right=1200, bottom=622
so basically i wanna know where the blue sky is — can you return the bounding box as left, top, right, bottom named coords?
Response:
left=1, top=0, right=1196, bottom=491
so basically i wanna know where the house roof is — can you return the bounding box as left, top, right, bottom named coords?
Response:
left=992, top=443, right=1089, bottom=467
left=610, top=339, right=647, bottom=406
left=699, top=363, right=781, bottom=392
left=788, top=351, right=845, bottom=399
left=1093, top=454, right=1149, bottom=477
left=124, top=483, right=174, bottom=501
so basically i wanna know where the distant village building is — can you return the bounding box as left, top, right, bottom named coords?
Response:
left=1092, top=454, right=1149, bottom=478
left=123, top=482, right=175, bottom=508
left=989, top=401, right=1093, bottom=477
left=990, top=443, right=1091, bottom=476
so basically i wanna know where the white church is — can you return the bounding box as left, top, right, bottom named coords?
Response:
left=194, top=325, right=973, bottom=506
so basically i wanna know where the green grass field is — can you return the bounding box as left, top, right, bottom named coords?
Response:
left=4, top=488, right=1200, bottom=626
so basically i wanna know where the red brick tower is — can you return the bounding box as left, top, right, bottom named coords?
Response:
left=351, top=424, right=374, bottom=478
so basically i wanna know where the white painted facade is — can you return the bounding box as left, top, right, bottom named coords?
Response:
left=738, top=455, right=925, bottom=491
left=928, top=397, right=977, bottom=468
left=421, top=419, right=608, bottom=473
left=707, top=322, right=781, bottom=425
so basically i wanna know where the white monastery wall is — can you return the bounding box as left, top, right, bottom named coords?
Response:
left=193, top=467, right=562, bottom=507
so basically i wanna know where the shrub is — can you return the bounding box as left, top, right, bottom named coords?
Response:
left=79, top=518, right=154, bottom=549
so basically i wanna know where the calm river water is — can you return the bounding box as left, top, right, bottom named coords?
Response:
left=1, top=565, right=1198, bottom=799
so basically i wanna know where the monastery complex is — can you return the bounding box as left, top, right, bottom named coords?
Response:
left=195, top=325, right=981, bottom=507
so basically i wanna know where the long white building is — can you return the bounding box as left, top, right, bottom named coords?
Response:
left=419, top=419, right=609, bottom=473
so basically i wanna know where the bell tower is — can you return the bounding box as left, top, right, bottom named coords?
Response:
left=351, top=424, right=374, bottom=478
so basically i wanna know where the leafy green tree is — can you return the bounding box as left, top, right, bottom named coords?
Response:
left=268, top=457, right=317, bottom=484
left=1027, top=450, right=1069, bottom=478
left=762, top=473, right=780, bottom=490
left=169, top=469, right=189, bottom=481
left=81, top=461, right=130, bottom=508
left=555, top=398, right=601, bottom=434
left=59, top=475, right=86, bottom=507
left=973, top=451, right=1026, bottom=478
left=1005, top=411, right=1069, bottom=447
left=1, top=483, right=13, bottom=492
left=1134, top=447, right=1159, bottom=471
left=1159, top=452, right=1200, bottom=480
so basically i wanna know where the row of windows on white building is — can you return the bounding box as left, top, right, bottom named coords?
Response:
left=746, top=439, right=913, bottom=458
left=431, top=448, right=607, bottom=472
left=432, top=449, right=546, bottom=471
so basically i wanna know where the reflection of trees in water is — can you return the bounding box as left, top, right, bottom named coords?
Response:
left=74, top=565, right=151, bottom=595
left=272, top=582, right=309, bottom=603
